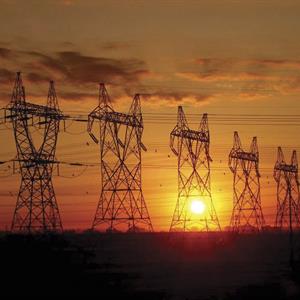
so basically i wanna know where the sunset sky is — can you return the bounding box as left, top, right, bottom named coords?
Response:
left=0, top=0, right=300, bottom=231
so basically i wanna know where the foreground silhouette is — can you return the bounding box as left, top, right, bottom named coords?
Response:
left=0, top=231, right=299, bottom=299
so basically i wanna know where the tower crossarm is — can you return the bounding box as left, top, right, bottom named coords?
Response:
left=171, top=128, right=209, bottom=142
left=229, top=150, right=258, bottom=162
left=6, top=102, right=63, bottom=121
left=15, top=158, right=59, bottom=166
left=89, top=110, right=143, bottom=128
left=274, top=163, right=297, bottom=174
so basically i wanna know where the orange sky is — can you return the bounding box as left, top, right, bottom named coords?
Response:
left=0, top=0, right=300, bottom=231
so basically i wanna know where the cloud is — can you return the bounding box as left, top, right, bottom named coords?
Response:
left=141, top=91, right=212, bottom=107
left=59, top=91, right=94, bottom=101
left=177, top=71, right=276, bottom=83
left=195, top=57, right=300, bottom=69
left=0, top=47, right=12, bottom=59
left=250, top=59, right=300, bottom=69
left=177, top=57, right=300, bottom=98
left=3, top=45, right=300, bottom=107
left=101, top=42, right=131, bottom=51
left=25, top=72, right=51, bottom=83
left=0, top=91, right=11, bottom=104
left=0, top=68, right=15, bottom=84
left=59, top=41, right=76, bottom=49
left=26, top=50, right=149, bottom=86
left=236, top=92, right=270, bottom=101
left=0, top=46, right=153, bottom=103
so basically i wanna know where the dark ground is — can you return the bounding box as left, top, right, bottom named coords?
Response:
left=0, top=231, right=299, bottom=299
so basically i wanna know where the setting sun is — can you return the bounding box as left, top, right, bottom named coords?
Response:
left=190, top=199, right=206, bottom=215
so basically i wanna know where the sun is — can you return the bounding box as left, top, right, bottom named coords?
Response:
left=190, top=199, right=206, bottom=214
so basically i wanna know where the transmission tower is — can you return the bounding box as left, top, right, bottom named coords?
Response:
left=169, top=106, right=220, bottom=232
left=228, top=131, right=265, bottom=232
left=87, top=83, right=153, bottom=232
left=274, top=147, right=300, bottom=229
left=5, top=72, right=63, bottom=232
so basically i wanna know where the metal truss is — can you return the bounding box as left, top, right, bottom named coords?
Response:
left=87, top=83, right=153, bottom=232
left=169, top=106, right=221, bottom=232
left=229, top=131, right=265, bottom=232
left=274, top=147, right=300, bottom=229
left=5, top=72, right=63, bottom=232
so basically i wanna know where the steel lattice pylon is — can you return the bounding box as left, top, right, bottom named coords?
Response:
left=274, top=147, right=300, bottom=229
left=7, top=72, right=63, bottom=232
left=229, top=131, right=265, bottom=232
left=169, top=106, right=220, bottom=232
left=87, top=84, right=153, bottom=232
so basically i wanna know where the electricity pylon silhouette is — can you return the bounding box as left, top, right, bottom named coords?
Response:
left=274, top=147, right=300, bottom=229
left=229, top=131, right=265, bottom=232
left=6, top=72, right=63, bottom=232
left=169, top=106, right=220, bottom=232
left=87, top=83, right=153, bottom=232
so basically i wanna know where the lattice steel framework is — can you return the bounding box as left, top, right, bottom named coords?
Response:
left=229, top=131, right=265, bottom=232
left=274, top=147, right=300, bottom=229
left=169, top=106, right=220, bottom=232
left=87, top=84, right=153, bottom=232
left=6, top=72, right=63, bottom=232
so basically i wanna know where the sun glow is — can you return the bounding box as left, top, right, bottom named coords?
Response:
left=190, top=199, right=206, bottom=214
